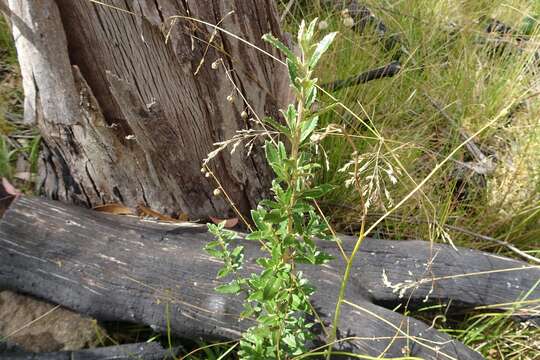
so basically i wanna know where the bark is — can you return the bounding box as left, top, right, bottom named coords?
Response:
left=4, top=0, right=290, bottom=219
left=2, top=197, right=539, bottom=358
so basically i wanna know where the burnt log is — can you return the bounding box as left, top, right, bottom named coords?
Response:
left=1, top=197, right=539, bottom=359
left=0, top=342, right=176, bottom=360
left=322, top=61, right=401, bottom=91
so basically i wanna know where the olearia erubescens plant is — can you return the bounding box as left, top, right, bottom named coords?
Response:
left=204, top=19, right=338, bottom=359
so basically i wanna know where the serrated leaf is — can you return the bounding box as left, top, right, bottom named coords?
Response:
left=308, top=32, right=338, bottom=69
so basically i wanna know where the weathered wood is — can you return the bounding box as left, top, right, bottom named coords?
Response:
left=5, top=0, right=290, bottom=219
left=1, top=197, right=539, bottom=358
left=0, top=342, right=176, bottom=360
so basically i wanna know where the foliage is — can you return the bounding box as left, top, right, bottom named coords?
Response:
left=205, top=19, right=336, bottom=359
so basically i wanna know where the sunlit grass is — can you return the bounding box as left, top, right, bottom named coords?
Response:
left=279, top=1, right=539, bottom=358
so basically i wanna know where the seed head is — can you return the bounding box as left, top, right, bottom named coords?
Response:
left=343, top=16, right=355, bottom=28
left=211, top=60, right=220, bottom=69
left=318, top=20, right=329, bottom=30
left=227, top=94, right=235, bottom=103
left=213, top=188, right=222, bottom=196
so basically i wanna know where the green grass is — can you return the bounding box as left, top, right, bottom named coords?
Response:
left=0, top=16, right=40, bottom=191
left=279, top=1, right=539, bottom=358
left=281, top=0, right=539, bottom=253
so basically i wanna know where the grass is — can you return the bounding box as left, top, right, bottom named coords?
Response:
left=0, top=1, right=538, bottom=358
left=280, top=1, right=539, bottom=358
left=281, top=0, right=539, bottom=256
left=0, top=16, right=40, bottom=191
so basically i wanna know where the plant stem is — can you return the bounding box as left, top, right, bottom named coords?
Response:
left=326, top=216, right=366, bottom=360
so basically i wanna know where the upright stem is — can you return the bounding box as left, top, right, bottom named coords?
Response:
left=326, top=216, right=366, bottom=360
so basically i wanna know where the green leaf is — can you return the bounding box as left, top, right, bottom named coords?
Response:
left=302, top=183, right=334, bottom=199
left=217, top=267, right=232, bottom=278
left=286, top=58, right=300, bottom=90
left=264, top=208, right=287, bottom=224
left=282, top=333, right=297, bottom=349
left=300, top=116, right=318, bottom=143
left=265, top=141, right=278, bottom=165
left=297, top=20, right=306, bottom=48
left=205, top=248, right=223, bottom=258
left=262, top=33, right=296, bottom=63
left=264, top=141, right=286, bottom=179
left=262, top=277, right=283, bottom=300
left=263, top=116, right=289, bottom=135
left=308, top=32, right=338, bottom=69
left=305, top=85, right=317, bottom=108
left=305, top=18, right=318, bottom=43
left=231, top=246, right=243, bottom=258
left=280, top=104, right=297, bottom=130
left=246, top=230, right=268, bottom=241
left=216, top=281, right=241, bottom=294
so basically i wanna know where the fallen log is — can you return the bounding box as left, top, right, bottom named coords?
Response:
left=0, top=342, right=176, bottom=360
left=322, top=61, right=401, bottom=91
left=0, top=197, right=538, bottom=359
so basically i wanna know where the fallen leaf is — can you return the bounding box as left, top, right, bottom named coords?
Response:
left=2, top=178, right=21, bottom=197
left=93, top=203, right=134, bottom=215
left=210, top=216, right=239, bottom=228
